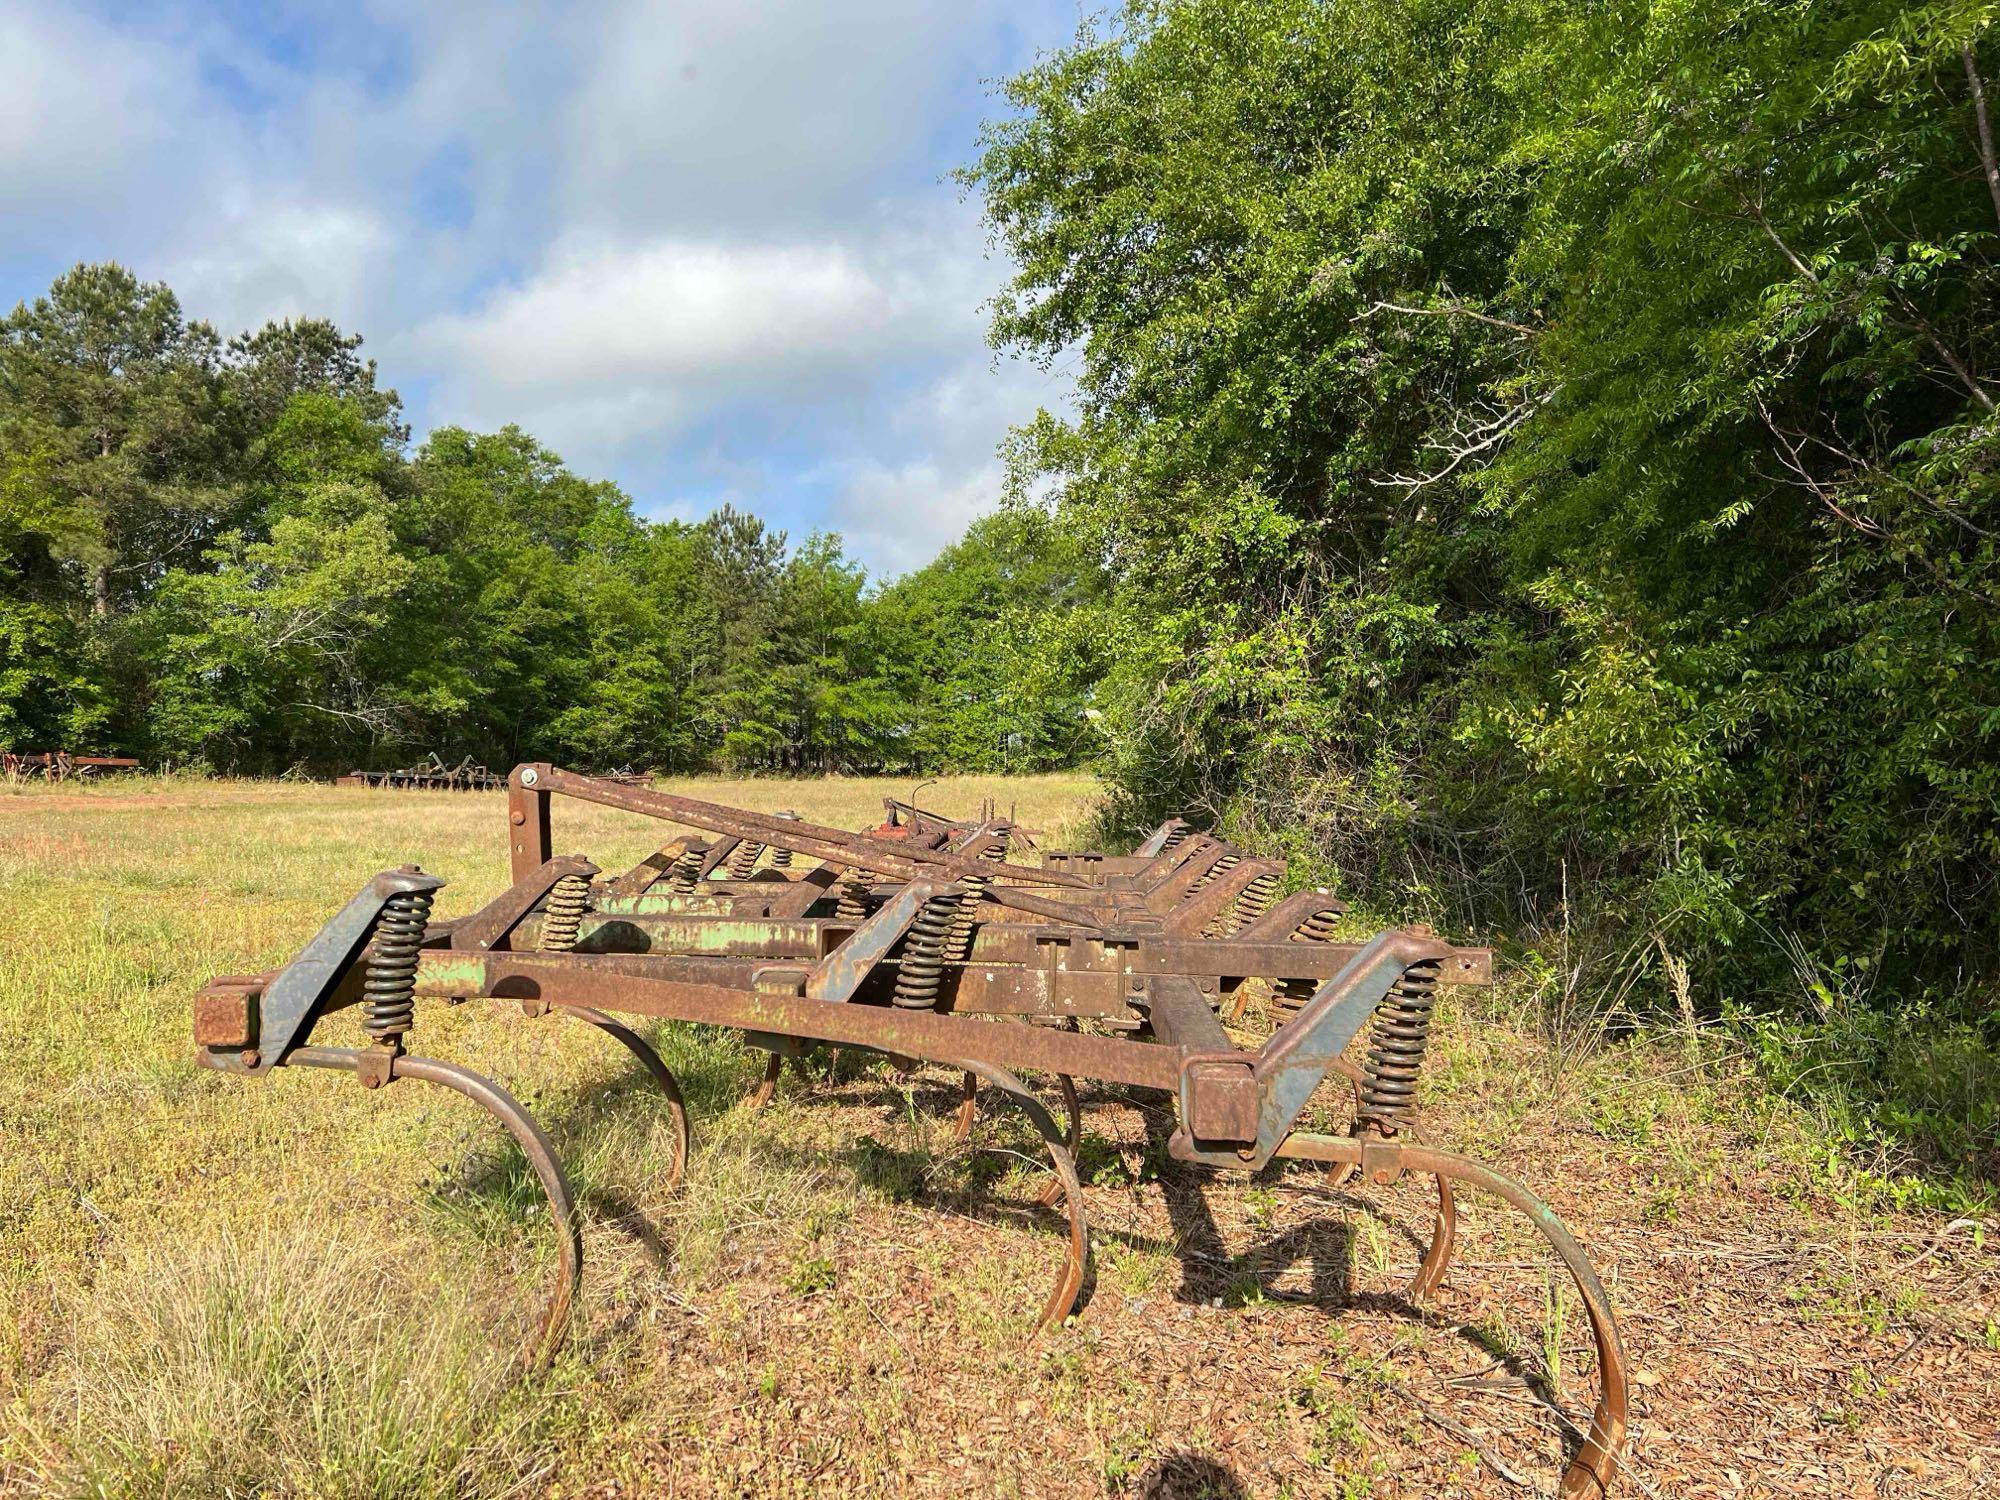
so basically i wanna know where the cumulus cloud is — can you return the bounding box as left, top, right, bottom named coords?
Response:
left=405, top=202, right=1010, bottom=467
left=823, top=352, right=1072, bottom=576
left=0, top=6, right=204, bottom=225
left=557, top=1, right=1010, bottom=236
left=415, top=239, right=896, bottom=434
left=164, top=204, right=394, bottom=333
left=2, top=0, right=1083, bottom=574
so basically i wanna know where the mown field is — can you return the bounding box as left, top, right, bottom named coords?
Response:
left=1, top=775, right=1995, bottom=1498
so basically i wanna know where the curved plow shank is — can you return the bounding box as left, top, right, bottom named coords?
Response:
left=1278, top=1134, right=1628, bottom=1500
left=1407, top=1169, right=1458, bottom=1305
left=1031, top=1073, right=1082, bottom=1210
left=748, top=1050, right=784, bottom=1111
left=955, top=1060, right=1089, bottom=1334
left=954, top=1069, right=978, bottom=1139
left=287, top=1046, right=582, bottom=1372
left=559, top=1005, right=690, bottom=1187
left=951, top=1063, right=1081, bottom=1211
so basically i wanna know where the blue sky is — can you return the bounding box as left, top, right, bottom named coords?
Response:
left=0, top=1, right=1087, bottom=576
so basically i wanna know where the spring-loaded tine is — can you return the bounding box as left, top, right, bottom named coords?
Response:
left=953, top=1059, right=1088, bottom=1335
left=1407, top=1170, right=1458, bottom=1304
left=952, top=1053, right=1081, bottom=1213
left=1276, top=1134, right=1628, bottom=1500
left=557, top=1006, right=690, bottom=1187
left=954, top=1069, right=978, bottom=1139
left=747, top=1050, right=784, bottom=1111
left=1031, top=1073, right=1082, bottom=1210
left=284, top=1045, right=582, bottom=1372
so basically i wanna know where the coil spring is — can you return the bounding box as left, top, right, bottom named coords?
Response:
left=1228, top=871, right=1279, bottom=933
left=1357, top=959, right=1442, bottom=1131
left=984, top=828, right=1010, bottom=860
left=1160, top=826, right=1188, bottom=854
left=726, top=840, right=765, bottom=879
left=942, top=872, right=989, bottom=962
left=667, top=842, right=708, bottom=895
left=834, top=869, right=872, bottom=919
left=1275, top=905, right=1344, bottom=1012
left=892, top=892, right=961, bottom=1008
left=538, top=872, right=590, bottom=953
left=1189, top=852, right=1240, bottom=893
left=772, top=811, right=798, bottom=868
left=363, top=886, right=434, bottom=1045
left=1294, top=906, right=1341, bottom=944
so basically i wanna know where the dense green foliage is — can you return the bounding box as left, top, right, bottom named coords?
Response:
left=0, top=265, right=1099, bottom=776
left=969, top=2, right=2000, bottom=1058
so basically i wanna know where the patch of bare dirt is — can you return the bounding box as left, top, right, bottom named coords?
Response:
left=569, top=1056, right=1999, bottom=1498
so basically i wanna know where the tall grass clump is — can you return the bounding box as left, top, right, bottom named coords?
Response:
left=24, top=1226, right=562, bottom=1499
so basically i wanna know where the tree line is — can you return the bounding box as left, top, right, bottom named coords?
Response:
left=968, top=0, right=2000, bottom=1087
left=0, top=264, right=1103, bottom=776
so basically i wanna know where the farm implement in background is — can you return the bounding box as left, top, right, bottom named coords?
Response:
left=337, top=753, right=509, bottom=791
left=2, top=751, right=141, bottom=781
left=192, top=765, right=1630, bottom=1498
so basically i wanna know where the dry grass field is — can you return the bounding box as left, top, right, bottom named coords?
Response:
left=1, top=774, right=1996, bottom=1498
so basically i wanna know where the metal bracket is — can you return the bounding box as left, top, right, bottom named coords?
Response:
left=805, top=881, right=935, bottom=1002
left=1170, top=930, right=1440, bottom=1171
left=454, top=855, right=599, bottom=952
left=226, top=866, right=446, bottom=1076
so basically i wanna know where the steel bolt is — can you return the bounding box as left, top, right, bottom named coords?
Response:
left=520, top=768, right=539, bottom=787
left=240, top=1048, right=260, bottom=1068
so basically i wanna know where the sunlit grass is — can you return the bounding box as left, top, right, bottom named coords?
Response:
left=0, top=771, right=1099, bottom=1492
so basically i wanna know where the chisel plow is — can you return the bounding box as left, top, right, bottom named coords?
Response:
left=192, top=764, right=1629, bottom=1496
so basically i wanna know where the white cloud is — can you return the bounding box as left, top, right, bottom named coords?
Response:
left=164, top=204, right=394, bottom=333
left=1, top=0, right=1084, bottom=573
left=407, top=206, right=1000, bottom=459
left=557, top=1, right=1000, bottom=236
left=833, top=455, right=1004, bottom=576
left=421, top=239, right=890, bottom=399
left=825, top=353, right=1072, bottom=577
left=0, top=5, right=201, bottom=218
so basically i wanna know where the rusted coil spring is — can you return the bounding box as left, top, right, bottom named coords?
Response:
left=1159, top=825, right=1188, bottom=853
left=1188, top=851, right=1239, bottom=892
left=771, top=811, right=798, bottom=869
left=833, top=868, right=873, bottom=919
left=1274, top=905, right=1344, bottom=1012
left=892, top=889, right=962, bottom=1008
left=362, top=886, right=433, bottom=1045
left=942, top=872, right=989, bottom=962
left=1229, top=871, right=1279, bottom=931
left=1207, top=868, right=1277, bottom=937
left=538, top=872, right=591, bottom=952
left=1357, top=958, right=1440, bottom=1131
left=667, top=841, right=708, bottom=895
left=726, top=839, right=765, bottom=878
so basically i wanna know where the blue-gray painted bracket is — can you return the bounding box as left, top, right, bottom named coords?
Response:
left=804, top=880, right=936, bottom=1002
left=246, top=867, right=446, bottom=1074
left=1171, top=930, right=1434, bottom=1171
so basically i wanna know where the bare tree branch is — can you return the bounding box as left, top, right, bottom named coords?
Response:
left=1356, top=299, right=1541, bottom=338
left=1731, top=173, right=1997, bottom=414
left=1380, top=388, right=1558, bottom=492
left=1756, top=398, right=1885, bottom=538
left=1965, top=41, right=2000, bottom=232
